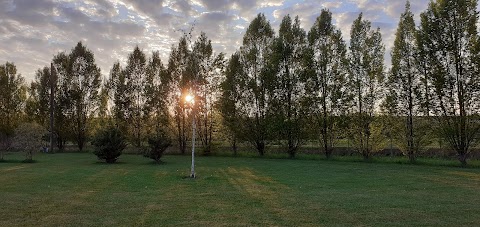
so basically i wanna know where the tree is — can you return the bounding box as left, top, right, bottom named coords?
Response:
left=52, top=52, right=70, bottom=151
left=191, top=32, right=225, bottom=155
left=144, top=129, right=171, bottom=163
left=67, top=42, right=102, bottom=151
left=268, top=15, right=307, bottom=158
left=389, top=1, right=415, bottom=159
left=25, top=67, right=51, bottom=126
left=0, top=62, right=26, bottom=159
left=348, top=13, right=385, bottom=160
left=50, top=42, right=101, bottom=151
left=123, top=46, right=148, bottom=148
left=305, top=10, right=349, bottom=159
left=92, top=125, right=126, bottom=163
left=109, top=62, right=128, bottom=129
left=144, top=51, right=169, bottom=133
left=167, top=36, right=192, bottom=154
left=12, top=122, right=46, bottom=162
left=388, top=1, right=432, bottom=162
left=219, top=52, right=244, bottom=155
left=238, top=13, right=275, bottom=156
left=419, top=0, right=480, bottom=166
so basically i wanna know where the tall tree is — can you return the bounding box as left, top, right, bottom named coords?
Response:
left=269, top=15, right=307, bottom=158
left=305, top=10, right=349, bottom=159
left=219, top=52, right=244, bottom=155
left=0, top=62, right=26, bottom=159
left=191, top=32, right=225, bottom=154
left=123, top=46, right=147, bottom=148
left=167, top=36, right=193, bottom=154
left=26, top=67, right=51, bottom=126
left=238, top=13, right=275, bottom=156
left=145, top=51, right=169, bottom=132
left=52, top=52, right=70, bottom=150
left=389, top=1, right=431, bottom=162
left=419, top=0, right=480, bottom=166
left=67, top=42, right=102, bottom=151
left=109, top=61, right=128, bottom=130
left=348, top=13, right=385, bottom=160
left=47, top=43, right=101, bottom=151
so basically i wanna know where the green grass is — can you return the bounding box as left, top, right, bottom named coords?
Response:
left=1, top=153, right=480, bottom=226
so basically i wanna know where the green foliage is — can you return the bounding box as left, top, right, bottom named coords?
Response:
left=0, top=62, right=26, bottom=147
left=124, top=46, right=148, bottom=148
left=419, top=0, right=480, bottom=166
left=91, top=125, right=127, bottom=163
left=305, top=10, right=349, bottom=159
left=219, top=52, right=244, bottom=154
left=348, top=114, right=386, bottom=159
left=36, top=42, right=102, bottom=152
left=348, top=13, right=385, bottom=160
left=265, top=15, right=307, bottom=158
left=388, top=1, right=425, bottom=162
left=25, top=67, right=51, bottom=126
left=237, top=13, right=275, bottom=156
left=143, top=129, right=172, bottom=163
left=12, top=122, right=46, bottom=161
left=167, top=35, right=193, bottom=154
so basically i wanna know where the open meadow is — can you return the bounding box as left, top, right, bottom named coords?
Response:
left=1, top=153, right=480, bottom=226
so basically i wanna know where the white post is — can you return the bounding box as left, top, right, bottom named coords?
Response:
left=190, top=108, right=196, bottom=178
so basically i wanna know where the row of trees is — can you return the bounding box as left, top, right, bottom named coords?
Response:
left=219, top=0, right=480, bottom=166
left=0, top=0, right=479, bottom=166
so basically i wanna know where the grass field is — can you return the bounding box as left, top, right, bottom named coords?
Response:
left=1, top=153, right=480, bottom=226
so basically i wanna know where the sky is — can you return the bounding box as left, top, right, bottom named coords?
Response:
left=0, top=0, right=460, bottom=81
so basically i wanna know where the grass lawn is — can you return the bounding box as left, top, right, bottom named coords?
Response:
left=1, top=153, right=480, bottom=226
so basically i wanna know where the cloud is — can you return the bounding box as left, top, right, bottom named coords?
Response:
left=1, top=0, right=463, bottom=82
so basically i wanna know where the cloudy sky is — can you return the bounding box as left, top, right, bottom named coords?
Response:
left=0, top=0, right=458, bottom=81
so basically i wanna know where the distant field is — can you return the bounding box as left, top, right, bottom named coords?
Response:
left=1, top=153, right=480, bottom=226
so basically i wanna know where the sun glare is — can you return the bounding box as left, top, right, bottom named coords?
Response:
left=185, top=94, right=194, bottom=103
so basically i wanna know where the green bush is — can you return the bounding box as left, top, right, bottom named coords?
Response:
left=91, top=125, right=126, bottom=163
left=144, top=129, right=171, bottom=163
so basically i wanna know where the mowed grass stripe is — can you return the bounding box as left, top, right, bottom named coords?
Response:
left=1, top=153, right=480, bottom=226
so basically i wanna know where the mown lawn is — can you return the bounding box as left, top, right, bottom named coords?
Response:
left=1, top=153, right=480, bottom=226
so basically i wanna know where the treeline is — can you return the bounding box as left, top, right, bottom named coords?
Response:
left=0, top=0, right=479, bottom=166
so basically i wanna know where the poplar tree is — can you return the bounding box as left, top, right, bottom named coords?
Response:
left=123, top=46, right=147, bottom=148
left=52, top=52, right=70, bottom=150
left=0, top=62, right=26, bottom=159
left=219, top=52, right=244, bottom=155
left=305, top=10, right=348, bottom=159
left=191, top=33, right=225, bottom=154
left=348, top=13, right=385, bottom=160
left=269, top=15, right=307, bottom=158
left=67, top=42, right=102, bottom=151
left=388, top=1, right=432, bottom=162
left=419, top=0, right=480, bottom=166
left=26, top=67, right=51, bottom=127
left=167, top=36, right=192, bottom=154
left=145, top=51, right=169, bottom=132
left=238, top=13, right=275, bottom=156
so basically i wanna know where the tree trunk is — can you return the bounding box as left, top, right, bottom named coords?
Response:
left=78, top=137, right=84, bottom=151
left=325, top=147, right=333, bottom=159
left=458, top=153, right=467, bottom=167
left=232, top=136, right=237, bottom=156
left=256, top=140, right=265, bottom=156
left=408, top=152, right=415, bottom=163
left=287, top=140, right=296, bottom=158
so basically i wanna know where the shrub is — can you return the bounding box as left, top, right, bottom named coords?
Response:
left=144, top=129, right=171, bottom=163
left=91, top=125, right=126, bottom=163
left=12, top=123, right=46, bottom=162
